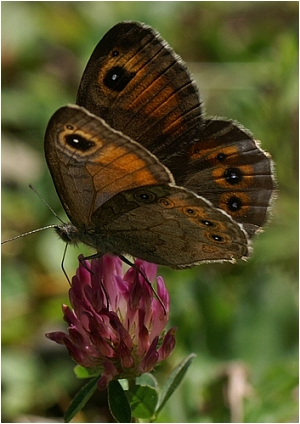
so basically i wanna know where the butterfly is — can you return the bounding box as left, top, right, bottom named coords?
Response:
left=44, top=21, right=274, bottom=268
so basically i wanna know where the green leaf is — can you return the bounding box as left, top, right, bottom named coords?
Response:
left=108, top=380, right=132, bottom=423
left=136, top=372, right=158, bottom=390
left=64, top=376, right=99, bottom=423
left=74, top=365, right=102, bottom=379
left=156, top=353, right=196, bottom=415
left=118, top=379, right=129, bottom=391
left=127, top=384, right=158, bottom=418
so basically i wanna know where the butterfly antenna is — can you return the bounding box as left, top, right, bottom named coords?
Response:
left=1, top=225, right=58, bottom=245
left=29, top=184, right=65, bottom=224
left=119, top=254, right=167, bottom=315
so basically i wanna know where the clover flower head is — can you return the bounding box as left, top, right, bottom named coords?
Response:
left=46, top=255, right=176, bottom=390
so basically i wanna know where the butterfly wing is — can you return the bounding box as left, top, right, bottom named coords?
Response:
left=91, top=184, right=250, bottom=267
left=178, top=119, right=274, bottom=236
left=44, top=105, right=174, bottom=229
left=76, top=21, right=202, bottom=171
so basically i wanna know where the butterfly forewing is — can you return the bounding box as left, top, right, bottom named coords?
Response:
left=44, top=105, right=174, bottom=228
left=76, top=21, right=203, bottom=165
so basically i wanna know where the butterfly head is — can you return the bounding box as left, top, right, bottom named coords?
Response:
left=55, top=222, right=82, bottom=245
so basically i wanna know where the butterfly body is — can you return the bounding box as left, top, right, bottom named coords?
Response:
left=44, top=21, right=274, bottom=268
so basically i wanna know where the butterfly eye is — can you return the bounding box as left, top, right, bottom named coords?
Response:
left=224, top=167, right=243, bottom=185
left=112, top=50, right=119, bottom=57
left=227, top=196, right=243, bottom=212
left=65, top=134, right=95, bottom=152
left=103, top=66, right=136, bottom=92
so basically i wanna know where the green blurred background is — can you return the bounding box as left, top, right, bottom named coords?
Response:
left=2, top=2, right=298, bottom=422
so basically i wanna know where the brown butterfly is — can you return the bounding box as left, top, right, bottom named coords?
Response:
left=44, top=21, right=274, bottom=268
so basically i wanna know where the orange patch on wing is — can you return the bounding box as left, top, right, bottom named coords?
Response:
left=97, top=167, right=159, bottom=193
left=131, top=77, right=177, bottom=110
left=128, top=74, right=184, bottom=134
left=206, top=146, right=239, bottom=162
left=87, top=145, right=165, bottom=197
left=161, top=110, right=184, bottom=135
left=189, top=139, right=215, bottom=159
left=189, top=143, right=239, bottom=162
left=110, top=152, right=155, bottom=177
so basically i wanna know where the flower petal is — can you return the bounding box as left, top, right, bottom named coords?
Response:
left=139, top=336, right=159, bottom=373
left=158, top=327, right=177, bottom=361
